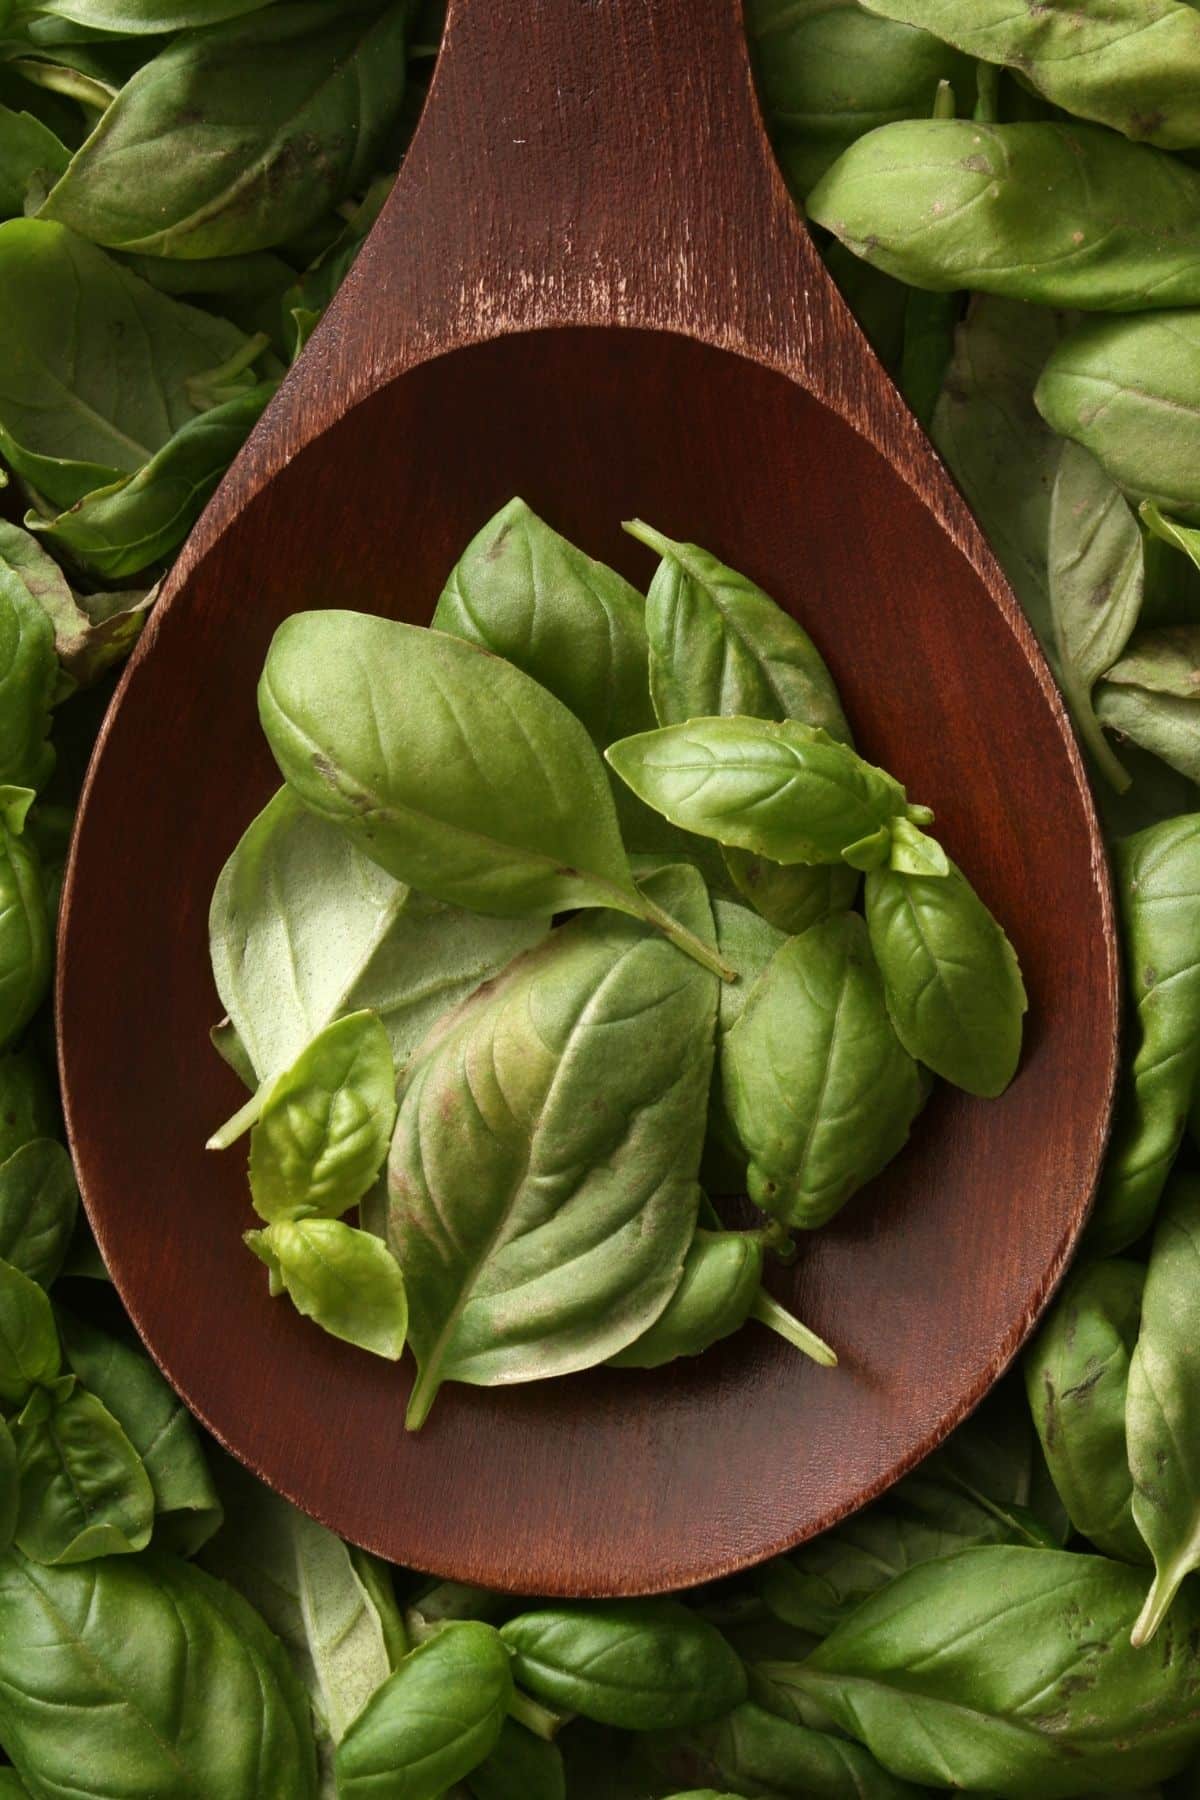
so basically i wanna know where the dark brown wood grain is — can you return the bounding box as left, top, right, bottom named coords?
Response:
left=56, top=0, right=1118, bottom=1595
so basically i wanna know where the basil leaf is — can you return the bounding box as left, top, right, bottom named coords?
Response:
left=0, top=1549, right=318, bottom=1794
left=58, top=1312, right=222, bottom=1558
left=245, top=1012, right=396, bottom=1221
left=210, top=787, right=542, bottom=1088
left=201, top=1455, right=404, bottom=1765
left=606, top=718, right=911, bottom=868
left=0, top=1417, right=16, bottom=1557
left=0, top=103, right=67, bottom=221
left=466, top=1719, right=565, bottom=1800
left=723, top=914, right=923, bottom=1227
left=721, top=854, right=858, bottom=935
left=0, top=517, right=156, bottom=686
left=1094, top=624, right=1200, bottom=782
left=0, top=810, right=49, bottom=1053
left=39, top=2, right=410, bottom=258
left=13, top=1378, right=154, bottom=1565
left=1048, top=441, right=1144, bottom=793
left=793, top=1546, right=1200, bottom=1793
left=389, top=864, right=716, bottom=1427
left=501, top=1600, right=746, bottom=1732
left=810, top=120, right=1200, bottom=310
left=246, top=1217, right=408, bottom=1361
left=34, top=1, right=282, bottom=28
left=0, top=220, right=260, bottom=511
left=260, top=612, right=728, bottom=977
left=642, top=1698, right=924, bottom=1799
left=1088, top=814, right=1200, bottom=1254
left=0, top=1050, right=56, bottom=1166
left=27, top=377, right=274, bottom=581
left=0, top=1139, right=77, bottom=1289
left=856, top=0, right=1200, bottom=150
left=0, top=563, right=54, bottom=798
left=335, top=1621, right=512, bottom=1800
left=0, top=1254, right=58, bottom=1405
left=865, top=855, right=1026, bottom=1097
left=1024, top=1259, right=1147, bottom=1564
left=607, top=1229, right=764, bottom=1369
left=436, top=498, right=655, bottom=751
left=630, top=518, right=850, bottom=744
left=1127, top=1176, right=1200, bottom=1645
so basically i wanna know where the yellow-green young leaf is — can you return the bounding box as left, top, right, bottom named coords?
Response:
left=248, top=1012, right=397, bottom=1223
left=1023, top=1259, right=1146, bottom=1565
left=13, top=1380, right=154, bottom=1565
left=38, top=3, right=411, bottom=258
left=810, top=121, right=1200, bottom=311
left=0, top=1255, right=59, bottom=1405
left=723, top=914, right=924, bottom=1228
left=859, top=0, right=1200, bottom=149
left=336, top=1623, right=512, bottom=1800
left=865, top=856, right=1025, bottom=1097
left=246, top=1218, right=408, bottom=1361
left=390, top=865, right=717, bottom=1428
left=1128, top=1177, right=1200, bottom=1645
left=606, top=718, right=910, bottom=868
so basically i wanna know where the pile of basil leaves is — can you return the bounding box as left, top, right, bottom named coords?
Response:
left=2, top=0, right=1200, bottom=1793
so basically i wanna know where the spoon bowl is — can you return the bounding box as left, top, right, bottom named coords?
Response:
left=57, top=0, right=1117, bottom=1594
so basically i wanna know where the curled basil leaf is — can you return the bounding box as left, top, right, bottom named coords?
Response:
left=607, top=1229, right=764, bottom=1370
left=501, top=1600, right=746, bottom=1732
left=1096, top=624, right=1200, bottom=783
left=723, top=914, right=924, bottom=1228
left=389, top=865, right=717, bottom=1427
left=865, top=854, right=1026, bottom=1097
left=246, top=1217, right=408, bottom=1362
left=335, top=1621, right=512, bottom=1800
left=1024, top=1258, right=1147, bottom=1564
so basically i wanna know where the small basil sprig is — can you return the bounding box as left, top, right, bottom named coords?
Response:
left=260, top=612, right=733, bottom=980
left=723, top=914, right=924, bottom=1228
left=1024, top=1259, right=1146, bottom=1565
left=1128, top=1175, right=1200, bottom=1646
left=606, top=716, right=930, bottom=872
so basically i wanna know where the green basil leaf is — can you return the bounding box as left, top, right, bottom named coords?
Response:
left=606, top=718, right=910, bottom=867
left=1094, top=624, right=1200, bottom=783
left=747, top=0, right=972, bottom=200
left=0, top=1416, right=16, bottom=1556
left=0, top=103, right=67, bottom=221
left=0, top=517, right=154, bottom=688
left=0, top=1138, right=77, bottom=1289
left=629, top=518, right=850, bottom=745
left=723, top=914, right=923, bottom=1227
left=389, top=864, right=716, bottom=1427
left=0, top=1050, right=56, bottom=1166
left=1024, top=1258, right=1147, bottom=1564
left=641, top=1698, right=924, bottom=1799
left=607, top=1229, right=764, bottom=1369
left=335, top=1621, right=512, bottom=1800
left=810, top=121, right=1200, bottom=310
left=246, top=1217, right=408, bottom=1361
left=0, top=1548, right=319, bottom=1795
left=34, top=1, right=283, bottom=28
left=201, top=1454, right=404, bottom=1763
left=247, top=1011, right=397, bottom=1222
left=857, top=0, right=1200, bottom=149
left=1103, top=623, right=1200, bottom=699
left=259, top=612, right=727, bottom=977
left=210, top=786, right=542, bottom=1089
left=435, top=497, right=655, bottom=751
left=466, top=1719, right=565, bottom=1800
left=1048, top=440, right=1144, bottom=793
left=58, top=1311, right=222, bottom=1558
left=501, top=1600, right=746, bottom=1732
left=13, top=1378, right=154, bottom=1565
left=0, top=563, right=54, bottom=798
left=865, top=854, right=1025, bottom=1097
left=1036, top=310, right=1200, bottom=527
left=1127, top=1175, right=1200, bottom=1645
left=1088, top=814, right=1200, bottom=1254
left=0, top=219, right=260, bottom=511
left=0, top=814, right=50, bottom=1053
left=26, top=376, right=275, bottom=581
left=721, top=853, right=858, bottom=936
left=0, top=1254, right=58, bottom=1405
left=38, top=2, right=410, bottom=258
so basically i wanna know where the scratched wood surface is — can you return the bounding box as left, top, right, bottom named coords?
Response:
left=56, top=0, right=1118, bottom=1594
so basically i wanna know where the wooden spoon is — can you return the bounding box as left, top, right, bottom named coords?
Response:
left=58, top=0, right=1117, bottom=1595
